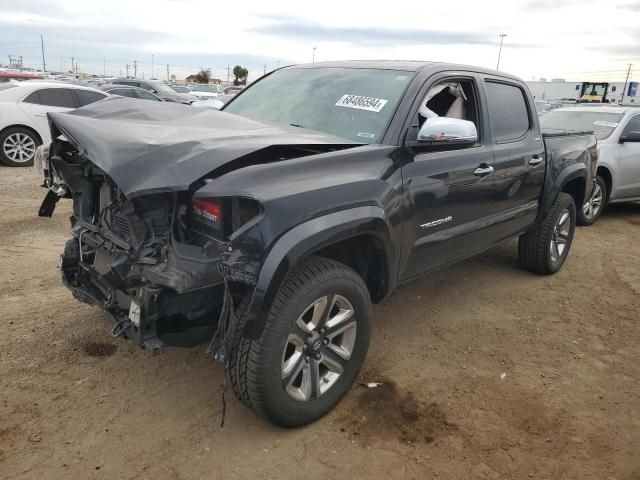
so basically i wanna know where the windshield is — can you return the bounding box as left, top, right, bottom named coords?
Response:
left=224, top=67, right=414, bottom=143
left=540, top=111, right=623, bottom=140
left=172, top=86, right=189, bottom=93
left=152, top=82, right=178, bottom=94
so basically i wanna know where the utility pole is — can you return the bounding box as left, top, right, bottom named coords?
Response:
left=71, top=57, right=74, bottom=74
left=263, top=64, right=266, bottom=75
left=226, top=64, right=230, bottom=85
left=125, top=64, right=130, bottom=77
left=312, top=47, right=317, bottom=63
left=621, top=63, right=632, bottom=103
left=496, top=34, right=507, bottom=70
left=166, top=64, right=170, bottom=81
left=133, top=60, right=138, bottom=78
left=40, top=34, right=46, bottom=72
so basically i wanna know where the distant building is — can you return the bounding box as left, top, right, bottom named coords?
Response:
left=527, top=80, right=639, bottom=104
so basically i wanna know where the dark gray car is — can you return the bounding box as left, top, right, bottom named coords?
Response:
left=111, top=78, right=197, bottom=104
left=99, top=84, right=164, bottom=102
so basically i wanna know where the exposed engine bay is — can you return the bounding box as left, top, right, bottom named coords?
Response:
left=36, top=97, right=360, bottom=352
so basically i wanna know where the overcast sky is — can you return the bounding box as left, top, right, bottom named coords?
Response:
left=0, top=0, right=638, bottom=82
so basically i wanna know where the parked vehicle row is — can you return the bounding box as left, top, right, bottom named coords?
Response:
left=0, top=81, right=107, bottom=166
left=0, top=79, right=238, bottom=166
left=36, top=60, right=597, bottom=427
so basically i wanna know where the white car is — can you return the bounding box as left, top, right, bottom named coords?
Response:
left=188, top=85, right=222, bottom=101
left=0, top=81, right=108, bottom=166
left=540, top=105, right=640, bottom=225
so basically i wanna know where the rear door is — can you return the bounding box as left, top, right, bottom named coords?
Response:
left=482, top=79, right=545, bottom=235
left=19, top=87, right=78, bottom=142
left=617, top=113, right=640, bottom=197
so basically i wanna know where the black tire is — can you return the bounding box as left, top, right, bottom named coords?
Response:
left=0, top=126, right=41, bottom=167
left=229, top=256, right=372, bottom=427
left=576, top=175, right=607, bottom=226
left=518, top=192, right=576, bottom=275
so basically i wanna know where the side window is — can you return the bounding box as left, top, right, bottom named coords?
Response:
left=139, top=83, right=155, bottom=92
left=75, top=90, right=107, bottom=107
left=111, top=88, right=137, bottom=98
left=36, top=88, right=77, bottom=108
left=23, top=91, right=42, bottom=104
left=484, top=81, right=531, bottom=142
left=622, top=115, right=640, bottom=135
left=135, top=90, right=161, bottom=101
left=415, top=78, right=481, bottom=141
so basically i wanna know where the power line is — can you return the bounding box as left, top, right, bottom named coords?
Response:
left=40, top=34, right=46, bottom=72
left=621, top=64, right=633, bottom=101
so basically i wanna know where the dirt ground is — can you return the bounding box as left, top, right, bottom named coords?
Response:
left=1, top=165, right=639, bottom=480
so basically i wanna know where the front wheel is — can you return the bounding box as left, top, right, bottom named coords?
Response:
left=577, top=175, right=607, bottom=226
left=0, top=127, right=41, bottom=167
left=229, top=256, right=372, bottom=427
left=518, top=192, right=576, bottom=275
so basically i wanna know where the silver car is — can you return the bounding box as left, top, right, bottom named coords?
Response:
left=540, top=105, right=640, bottom=225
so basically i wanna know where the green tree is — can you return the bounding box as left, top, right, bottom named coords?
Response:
left=233, top=65, right=248, bottom=86
left=194, top=68, right=211, bottom=84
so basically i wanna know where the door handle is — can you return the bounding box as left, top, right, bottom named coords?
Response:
left=529, top=155, right=543, bottom=167
left=473, top=165, right=494, bottom=176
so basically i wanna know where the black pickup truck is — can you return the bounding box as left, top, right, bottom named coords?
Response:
left=36, top=61, right=597, bottom=427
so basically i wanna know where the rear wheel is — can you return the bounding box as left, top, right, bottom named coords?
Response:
left=577, top=175, right=606, bottom=226
left=518, top=192, right=576, bottom=275
left=229, top=256, right=372, bottom=427
left=0, top=127, right=40, bottom=167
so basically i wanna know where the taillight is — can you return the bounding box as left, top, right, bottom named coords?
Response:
left=191, top=198, right=223, bottom=239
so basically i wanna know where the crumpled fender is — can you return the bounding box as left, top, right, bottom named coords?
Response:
left=241, top=205, right=395, bottom=338
left=537, top=134, right=596, bottom=222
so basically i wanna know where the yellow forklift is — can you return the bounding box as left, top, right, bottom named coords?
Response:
left=576, top=82, right=617, bottom=103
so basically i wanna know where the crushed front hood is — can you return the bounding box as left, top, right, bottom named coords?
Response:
left=48, top=96, right=358, bottom=198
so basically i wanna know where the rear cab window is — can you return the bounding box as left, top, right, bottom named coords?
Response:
left=484, top=81, right=532, bottom=142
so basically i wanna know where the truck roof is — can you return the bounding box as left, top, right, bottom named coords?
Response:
left=294, top=60, right=523, bottom=81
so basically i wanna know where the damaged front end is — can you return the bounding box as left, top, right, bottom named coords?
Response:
left=38, top=133, right=262, bottom=352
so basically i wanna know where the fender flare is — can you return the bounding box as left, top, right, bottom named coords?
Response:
left=538, top=163, right=588, bottom=221
left=242, top=205, right=395, bottom=338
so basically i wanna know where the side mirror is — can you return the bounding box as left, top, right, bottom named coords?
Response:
left=620, top=131, right=640, bottom=143
left=417, top=117, right=478, bottom=145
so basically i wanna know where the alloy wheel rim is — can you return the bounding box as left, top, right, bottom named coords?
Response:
left=281, top=294, right=357, bottom=401
left=3, top=133, right=36, bottom=163
left=550, top=209, right=571, bottom=263
left=582, top=183, right=603, bottom=220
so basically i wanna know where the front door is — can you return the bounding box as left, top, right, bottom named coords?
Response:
left=617, top=114, right=640, bottom=198
left=399, top=76, right=498, bottom=281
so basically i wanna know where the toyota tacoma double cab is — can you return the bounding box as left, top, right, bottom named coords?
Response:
left=36, top=61, right=597, bottom=427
